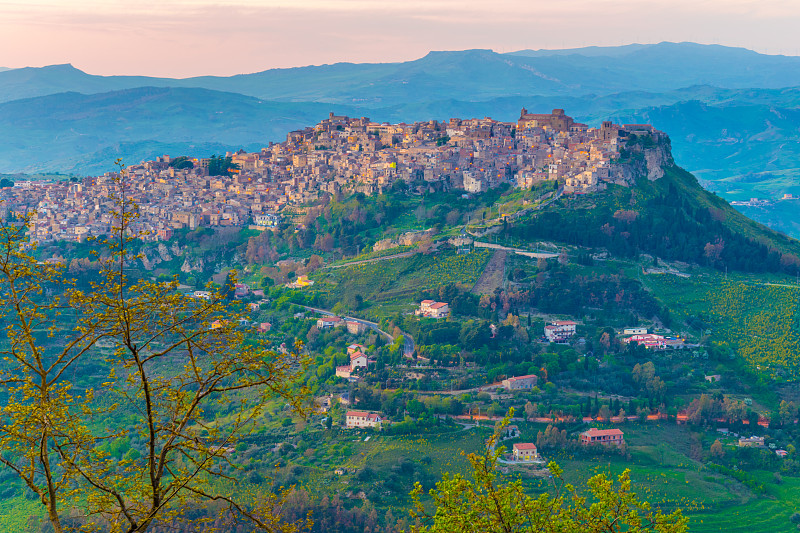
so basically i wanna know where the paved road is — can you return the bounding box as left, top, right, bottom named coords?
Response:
left=324, top=250, right=416, bottom=269
left=302, top=306, right=416, bottom=357
left=473, top=241, right=558, bottom=259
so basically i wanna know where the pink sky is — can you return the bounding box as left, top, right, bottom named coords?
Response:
left=1, top=0, right=799, bottom=77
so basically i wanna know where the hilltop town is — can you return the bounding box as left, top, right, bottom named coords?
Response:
left=0, top=109, right=662, bottom=243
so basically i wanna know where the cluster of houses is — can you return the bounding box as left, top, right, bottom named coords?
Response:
left=1, top=110, right=660, bottom=244
left=316, top=315, right=369, bottom=335
left=509, top=428, right=625, bottom=463
left=621, top=332, right=685, bottom=350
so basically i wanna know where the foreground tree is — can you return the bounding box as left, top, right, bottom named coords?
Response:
left=410, top=411, right=687, bottom=533
left=0, top=161, right=309, bottom=532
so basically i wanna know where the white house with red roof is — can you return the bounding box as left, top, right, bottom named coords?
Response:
left=317, top=315, right=343, bottom=329
left=350, top=351, right=368, bottom=370
left=416, top=300, right=451, bottom=319
left=513, top=442, right=539, bottom=461
left=580, top=428, right=624, bottom=446
left=544, top=321, right=577, bottom=342
left=345, top=410, right=384, bottom=429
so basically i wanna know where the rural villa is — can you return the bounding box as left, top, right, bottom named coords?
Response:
left=544, top=321, right=577, bottom=342
left=345, top=410, right=384, bottom=429
left=513, top=443, right=539, bottom=461
left=580, top=428, right=625, bottom=446
left=415, top=300, right=451, bottom=319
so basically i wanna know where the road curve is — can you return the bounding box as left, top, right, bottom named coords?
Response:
left=301, top=305, right=416, bottom=357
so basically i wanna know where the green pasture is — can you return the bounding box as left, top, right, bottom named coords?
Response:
left=312, top=248, right=493, bottom=309
left=642, top=270, right=800, bottom=379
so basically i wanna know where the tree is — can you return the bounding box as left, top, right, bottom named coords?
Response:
left=524, top=401, right=538, bottom=421
left=709, top=440, right=724, bottom=458
left=0, top=161, right=309, bottom=533
left=411, top=411, right=687, bottom=533
left=207, top=155, right=239, bottom=177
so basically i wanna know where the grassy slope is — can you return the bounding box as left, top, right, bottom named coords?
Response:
left=658, top=165, right=800, bottom=257
left=311, top=248, right=493, bottom=316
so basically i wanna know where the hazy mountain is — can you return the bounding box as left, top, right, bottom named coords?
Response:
left=6, top=43, right=800, bottom=105
left=0, top=84, right=749, bottom=175
left=0, top=87, right=360, bottom=174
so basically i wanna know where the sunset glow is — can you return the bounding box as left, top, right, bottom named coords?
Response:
left=1, top=0, right=799, bottom=76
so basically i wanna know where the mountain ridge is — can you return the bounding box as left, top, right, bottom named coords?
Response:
left=5, top=43, right=800, bottom=105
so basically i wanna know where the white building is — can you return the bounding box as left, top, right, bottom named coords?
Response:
left=502, top=374, right=539, bottom=390
left=317, top=315, right=343, bottom=329
left=345, top=410, right=384, bottom=429
left=350, top=352, right=368, bottom=370
left=544, top=321, right=577, bottom=342
left=416, top=300, right=450, bottom=319
left=512, top=443, right=539, bottom=461
left=623, top=327, right=648, bottom=335
left=462, top=171, right=483, bottom=193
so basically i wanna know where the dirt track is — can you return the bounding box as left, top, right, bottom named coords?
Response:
left=471, top=250, right=506, bottom=294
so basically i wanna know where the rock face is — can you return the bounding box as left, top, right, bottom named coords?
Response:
left=157, top=243, right=172, bottom=262
left=610, top=135, right=674, bottom=185
left=181, top=257, right=204, bottom=273
left=643, top=143, right=673, bottom=180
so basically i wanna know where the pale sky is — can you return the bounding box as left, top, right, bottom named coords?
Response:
left=1, top=0, right=799, bottom=77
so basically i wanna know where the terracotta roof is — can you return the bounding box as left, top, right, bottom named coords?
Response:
left=505, top=374, right=538, bottom=382
left=513, top=443, right=538, bottom=450
left=583, top=428, right=623, bottom=437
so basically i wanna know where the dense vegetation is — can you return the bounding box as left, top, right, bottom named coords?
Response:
left=510, top=166, right=800, bottom=275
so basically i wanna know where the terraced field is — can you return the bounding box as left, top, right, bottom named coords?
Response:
left=642, top=272, right=800, bottom=380
left=312, top=248, right=493, bottom=309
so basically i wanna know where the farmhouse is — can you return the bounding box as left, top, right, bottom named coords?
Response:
left=544, top=321, right=577, bottom=342
left=622, top=333, right=685, bottom=350
left=512, top=443, right=539, bottom=461
left=345, top=410, right=384, bottom=429
left=350, top=352, right=368, bottom=370
left=234, top=283, right=250, bottom=298
left=502, top=374, right=539, bottom=390
left=623, top=327, right=648, bottom=335
left=416, top=300, right=451, bottom=319
left=738, top=436, right=765, bottom=448
left=317, top=315, right=343, bottom=329
left=580, top=428, right=624, bottom=446
left=346, top=320, right=368, bottom=334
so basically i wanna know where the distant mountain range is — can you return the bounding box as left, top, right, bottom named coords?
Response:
left=6, top=43, right=800, bottom=105
left=2, top=42, right=800, bottom=236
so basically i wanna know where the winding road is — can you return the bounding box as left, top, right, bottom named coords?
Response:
left=301, top=306, right=416, bottom=357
